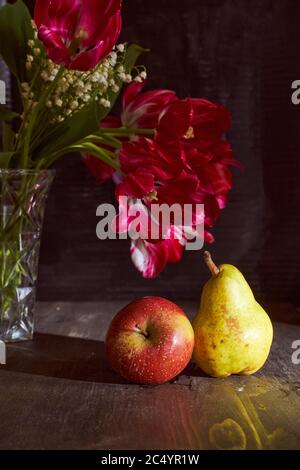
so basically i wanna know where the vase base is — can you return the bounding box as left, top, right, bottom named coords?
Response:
left=0, top=289, right=34, bottom=343
left=0, top=320, right=34, bottom=343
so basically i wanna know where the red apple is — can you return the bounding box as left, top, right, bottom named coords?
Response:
left=105, top=297, right=194, bottom=385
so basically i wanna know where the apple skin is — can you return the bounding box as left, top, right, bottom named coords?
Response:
left=105, top=297, right=194, bottom=385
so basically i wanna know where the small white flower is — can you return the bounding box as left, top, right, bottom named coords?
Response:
left=41, top=71, right=49, bottom=81
left=112, top=84, right=120, bottom=93
left=125, top=74, right=132, bottom=83
left=70, top=101, right=79, bottom=110
left=84, top=83, right=92, bottom=92
left=140, top=71, right=147, bottom=79
left=55, top=98, right=63, bottom=107
left=118, top=72, right=126, bottom=81
left=91, top=72, right=101, bottom=82
left=117, top=44, right=125, bottom=53
left=46, top=101, right=52, bottom=108
left=77, top=80, right=85, bottom=89
left=100, top=98, right=111, bottom=108
left=28, top=39, right=34, bottom=48
left=99, top=76, right=108, bottom=86
left=21, top=82, right=29, bottom=91
left=109, top=51, right=117, bottom=66
left=33, top=48, right=40, bottom=56
left=75, top=88, right=84, bottom=98
left=134, top=76, right=143, bottom=83
left=26, top=55, right=34, bottom=63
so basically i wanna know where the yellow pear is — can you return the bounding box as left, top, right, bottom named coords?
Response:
left=193, top=252, right=273, bottom=378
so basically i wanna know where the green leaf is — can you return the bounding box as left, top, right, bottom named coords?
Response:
left=0, top=105, right=19, bottom=122
left=32, top=44, right=146, bottom=164
left=123, top=44, right=149, bottom=74
left=0, top=152, right=14, bottom=169
left=0, top=0, right=33, bottom=82
left=33, top=99, right=105, bottom=162
left=2, top=122, right=15, bottom=152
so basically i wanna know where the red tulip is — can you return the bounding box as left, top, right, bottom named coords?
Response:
left=84, top=84, right=240, bottom=278
left=113, top=196, right=185, bottom=278
left=156, top=98, right=241, bottom=211
left=130, top=232, right=185, bottom=279
left=34, top=0, right=122, bottom=71
left=98, top=82, right=176, bottom=131
left=120, top=81, right=176, bottom=129
left=114, top=97, right=240, bottom=278
left=84, top=82, right=176, bottom=183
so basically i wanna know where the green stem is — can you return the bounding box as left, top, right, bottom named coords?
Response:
left=15, top=64, right=42, bottom=154
left=100, top=127, right=154, bottom=137
left=36, top=143, right=120, bottom=172
left=19, top=68, right=64, bottom=169
left=82, top=135, right=121, bottom=150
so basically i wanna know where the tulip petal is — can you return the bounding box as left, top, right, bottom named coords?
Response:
left=38, top=25, right=66, bottom=48
left=50, top=0, right=81, bottom=38
left=156, top=171, right=199, bottom=206
left=131, top=238, right=169, bottom=279
left=34, top=0, right=50, bottom=27
left=165, top=227, right=185, bottom=263
left=156, top=98, right=193, bottom=144
left=118, top=168, right=155, bottom=199
left=204, top=230, right=215, bottom=244
left=191, top=98, right=231, bottom=140
left=77, top=0, right=121, bottom=46
left=122, top=87, right=177, bottom=129
left=198, top=163, right=233, bottom=195
left=70, top=11, right=121, bottom=70
left=120, top=138, right=183, bottom=181
left=122, top=81, right=145, bottom=110
left=83, top=154, right=115, bottom=183
left=35, top=0, right=121, bottom=71
left=99, top=115, right=122, bottom=129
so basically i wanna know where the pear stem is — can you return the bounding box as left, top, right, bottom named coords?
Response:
left=204, top=251, right=220, bottom=277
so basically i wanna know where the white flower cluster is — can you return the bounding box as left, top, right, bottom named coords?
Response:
left=23, top=30, right=147, bottom=125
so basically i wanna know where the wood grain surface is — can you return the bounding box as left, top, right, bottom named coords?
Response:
left=0, top=302, right=299, bottom=450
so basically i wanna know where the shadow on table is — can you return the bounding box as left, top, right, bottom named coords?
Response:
left=1, top=334, right=129, bottom=384
left=1, top=333, right=204, bottom=384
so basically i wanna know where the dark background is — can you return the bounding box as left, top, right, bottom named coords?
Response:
left=20, top=1, right=300, bottom=305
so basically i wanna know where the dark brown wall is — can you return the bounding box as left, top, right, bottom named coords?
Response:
left=24, top=1, right=300, bottom=303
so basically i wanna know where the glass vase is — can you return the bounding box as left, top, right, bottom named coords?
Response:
left=0, top=169, right=55, bottom=342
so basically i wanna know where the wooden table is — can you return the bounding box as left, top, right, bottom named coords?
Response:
left=0, top=301, right=299, bottom=450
